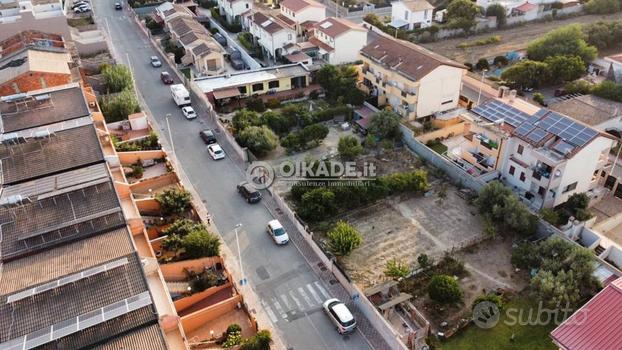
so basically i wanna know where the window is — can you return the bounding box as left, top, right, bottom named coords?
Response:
left=538, top=186, right=546, bottom=196
left=246, top=3, right=249, bottom=8
left=238, top=86, right=247, bottom=94
left=252, top=83, right=264, bottom=92
left=268, top=80, right=280, bottom=89
left=509, top=166, right=515, bottom=175
left=288, top=33, right=292, bottom=40
left=517, top=144, right=524, bottom=155
left=424, top=9, right=429, bottom=18
left=563, top=182, right=577, bottom=193
left=404, top=10, right=408, bottom=20
left=519, top=172, right=525, bottom=182
left=441, top=100, right=453, bottom=105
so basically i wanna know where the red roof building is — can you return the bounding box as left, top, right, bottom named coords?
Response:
left=550, top=278, right=622, bottom=350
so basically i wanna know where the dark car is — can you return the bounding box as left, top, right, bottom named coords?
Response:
left=199, top=129, right=217, bottom=144
left=160, top=71, right=173, bottom=84
left=115, top=2, right=122, bottom=9
left=554, top=88, right=567, bottom=97
left=237, top=182, right=262, bottom=203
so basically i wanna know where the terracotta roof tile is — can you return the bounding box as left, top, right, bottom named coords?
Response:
left=312, top=17, right=364, bottom=38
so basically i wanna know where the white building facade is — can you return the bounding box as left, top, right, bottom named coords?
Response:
left=217, top=0, right=252, bottom=24
left=309, top=17, right=367, bottom=65
left=248, top=12, right=296, bottom=59
left=390, top=0, right=434, bottom=30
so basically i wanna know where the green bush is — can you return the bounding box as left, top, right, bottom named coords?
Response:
left=532, top=92, right=546, bottom=106
left=99, top=89, right=141, bottom=123
left=226, top=324, right=242, bottom=335
left=565, top=79, right=593, bottom=94
left=182, top=229, right=221, bottom=258
left=428, top=275, right=463, bottom=303
left=280, top=123, right=329, bottom=152
left=236, top=125, right=279, bottom=156
left=327, top=221, right=363, bottom=256
left=540, top=207, right=560, bottom=226
left=261, top=111, right=294, bottom=134
left=473, top=293, right=504, bottom=310
left=368, top=110, right=401, bottom=140
left=585, top=0, right=620, bottom=14
left=101, top=64, right=133, bottom=93
left=130, top=164, right=144, bottom=178
left=155, top=188, right=192, bottom=216
left=240, top=330, right=271, bottom=350
left=476, top=182, right=537, bottom=237
left=145, top=16, right=164, bottom=30
left=592, top=80, right=622, bottom=102
left=265, top=98, right=281, bottom=109
left=245, top=97, right=266, bottom=112
left=232, top=109, right=261, bottom=131
left=338, top=136, right=363, bottom=160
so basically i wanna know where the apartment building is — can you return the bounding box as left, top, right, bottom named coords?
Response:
left=155, top=1, right=194, bottom=23
left=390, top=0, right=434, bottom=30
left=279, top=0, right=326, bottom=35
left=461, top=97, right=615, bottom=209
left=0, top=30, right=73, bottom=95
left=167, top=17, right=225, bottom=76
left=217, top=0, right=252, bottom=25
left=0, top=0, right=70, bottom=41
left=0, top=85, right=172, bottom=349
left=248, top=11, right=296, bottom=60
left=308, top=17, right=367, bottom=65
left=359, top=35, right=466, bottom=120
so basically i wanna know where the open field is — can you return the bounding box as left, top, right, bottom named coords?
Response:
left=422, top=12, right=622, bottom=63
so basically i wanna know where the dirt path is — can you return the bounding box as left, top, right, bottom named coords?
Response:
left=422, top=12, right=622, bottom=63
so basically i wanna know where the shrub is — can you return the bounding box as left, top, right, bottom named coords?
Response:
left=245, top=97, right=266, bottom=112
left=585, top=0, right=620, bottom=14
left=338, top=135, right=364, bottom=160
left=368, top=110, right=401, bottom=140
left=493, top=55, right=509, bottom=66
left=486, top=4, right=507, bottom=27
left=281, top=124, right=329, bottom=151
left=476, top=182, right=537, bottom=237
left=265, top=98, right=281, bottom=109
left=182, top=229, right=221, bottom=258
left=223, top=331, right=242, bottom=348
left=232, top=109, right=261, bottom=131
left=327, top=221, right=363, bottom=256
left=261, top=111, right=294, bottom=134
left=241, top=330, right=271, bottom=350
left=130, top=164, right=144, bottom=178
left=428, top=275, right=463, bottom=303
left=527, top=24, right=597, bottom=63
left=565, top=79, right=593, bottom=94
left=472, top=294, right=504, bottom=310
left=298, top=187, right=337, bottom=220
left=540, top=207, right=560, bottom=226
left=226, top=324, right=242, bottom=335
left=532, top=92, right=546, bottom=106
left=163, top=218, right=205, bottom=237
left=101, top=64, right=133, bottom=93
left=236, top=126, right=279, bottom=156
left=99, top=89, right=141, bottom=123
left=592, top=80, right=622, bottom=102
left=155, top=188, right=192, bottom=216
left=511, top=242, right=539, bottom=269
left=436, top=253, right=466, bottom=276
left=384, top=259, right=410, bottom=279
left=312, top=105, right=353, bottom=124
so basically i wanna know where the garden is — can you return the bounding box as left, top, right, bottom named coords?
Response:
left=97, top=64, right=142, bottom=123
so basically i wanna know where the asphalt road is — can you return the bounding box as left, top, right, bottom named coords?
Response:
left=93, top=3, right=372, bottom=350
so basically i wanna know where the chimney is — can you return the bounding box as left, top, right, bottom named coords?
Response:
left=498, top=86, right=509, bottom=98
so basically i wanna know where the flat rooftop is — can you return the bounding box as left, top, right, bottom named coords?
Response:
left=195, top=63, right=309, bottom=93
left=0, top=84, right=90, bottom=133
left=0, top=165, right=125, bottom=262
left=0, top=123, right=104, bottom=186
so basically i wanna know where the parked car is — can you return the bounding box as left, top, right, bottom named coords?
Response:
left=199, top=129, right=217, bottom=144
left=554, top=88, right=567, bottom=97
left=266, top=220, right=289, bottom=245
left=237, top=181, right=261, bottom=203
left=213, top=32, right=227, bottom=47
left=115, top=2, right=122, bottom=9
left=71, top=1, right=89, bottom=9
left=160, top=71, right=173, bottom=84
left=322, top=299, right=356, bottom=334
left=207, top=144, right=225, bottom=160
left=150, top=56, right=162, bottom=67
left=74, top=6, right=91, bottom=13
left=181, top=106, right=197, bottom=120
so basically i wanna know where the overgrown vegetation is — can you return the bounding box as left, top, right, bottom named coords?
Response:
left=316, top=65, right=365, bottom=106
left=101, top=64, right=133, bottom=93
left=475, top=182, right=538, bottom=237
left=428, top=275, right=463, bottom=303
left=280, top=124, right=329, bottom=152
left=156, top=188, right=192, bottom=216
left=457, top=35, right=501, bottom=49
left=326, top=221, right=363, bottom=257
left=113, top=132, right=160, bottom=152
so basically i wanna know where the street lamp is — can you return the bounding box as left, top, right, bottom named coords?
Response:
left=476, top=69, right=488, bottom=106
left=165, top=113, right=175, bottom=168
left=234, top=223, right=247, bottom=287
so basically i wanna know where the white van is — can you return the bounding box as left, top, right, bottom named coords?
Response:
left=171, top=84, right=190, bottom=107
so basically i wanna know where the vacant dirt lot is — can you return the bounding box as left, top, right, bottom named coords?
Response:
left=422, top=12, right=622, bottom=63
left=341, top=186, right=485, bottom=288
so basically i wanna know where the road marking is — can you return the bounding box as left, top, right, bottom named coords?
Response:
left=306, top=283, right=322, bottom=304
left=289, top=290, right=304, bottom=311
left=314, top=281, right=330, bottom=299
left=279, top=294, right=291, bottom=310
left=272, top=299, right=287, bottom=320
left=261, top=300, right=278, bottom=323
left=298, top=287, right=314, bottom=308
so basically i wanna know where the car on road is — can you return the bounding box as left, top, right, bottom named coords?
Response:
left=199, top=129, right=217, bottom=144
left=115, top=2, right=122, bottom=9
left=237, top=181, right=262, bottom=203
left=181, top=106, right=197, bottom=119
left=150, top=56, right=162, bottom=67
left=207, top=144, right=225, bottom=160
left=266, top=220, right=289, bottom=245
left=323, top=298, right=356, bottom=334
left=160, top=71, right=173, bottom=84
left=71, top=1, right=88, bottom=9
left=74, top=5, right=91, bottom=13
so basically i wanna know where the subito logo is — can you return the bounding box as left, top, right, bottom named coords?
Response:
left=472, top=301, right=501, bottom=329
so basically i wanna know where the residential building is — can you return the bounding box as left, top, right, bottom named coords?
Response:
left=167, top=17, right=226, bottom=75
left=548, top=94, right=622, bottom=138
left=155, top=1, right=194, bottom=23
left=217, top=0, right=252, bottom=25
left=605, top=53, right=622, bottom=84
left=279, top=0, right=326, bottom=35
left=550, top=277, right=622, bottom=350
left=390, top=0, right=434, bottom=30
left=509, top=2, right=539, bottom=21
left=308, top=17, right=367, bottom=65
left=0, top=0, right=70, bottom=41
left=248, top=12, right=296, bottom=60
left=359, top=35, right=466, bottom=120
left=460, top=97, right=615, bottom=209
left=0, top=85, right=173, bottom=349
left=0, top=30, right=73, bottom=95
left=195, top=63, right=311, bottom=106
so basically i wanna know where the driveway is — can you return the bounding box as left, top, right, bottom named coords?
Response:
left=91, top=2, right=376, bottom=349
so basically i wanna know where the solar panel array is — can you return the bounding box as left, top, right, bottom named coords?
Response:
left=471, top=99, right=531, bottom=128
left=533, top=111, right=598, bottom=148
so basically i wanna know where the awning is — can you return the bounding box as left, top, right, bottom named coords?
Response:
left=377, top=293, right=413, bottom=311
left=389, top=19, right=409, bottom=29
left=364, top=280, right=398, bottom=297
left=212, top=88, right=241, bottom=100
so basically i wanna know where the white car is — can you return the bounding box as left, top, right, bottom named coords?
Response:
left=207, top=144, right=225, bottom=160
left=150, top=56, right=162, bottom=68
left=266, top=220, right=289, bottom=245
left=181, top=106, right=197, bottom=120
left=323, top=298, right=356, bottom=334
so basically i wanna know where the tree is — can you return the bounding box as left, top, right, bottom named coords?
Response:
left=532, top=92, right=545, bottom=106
left=338, top=136, right=364, bottom=160
left=327, top=221, right=363, bottom=257
left=163, top=218, right=204, bottom=237
left=473, top=293, right=504, bottom=310
left=565, top=79, right=593, bottom=94
left=475, top=58, right=490, bottom=71
left=245, top=97, right=266, bottom=112
left=592, top=80, right=622, bottom=102
left=417, top=254, right=432, bottom=270
left=527, top=24, right=598, bottom=63
left=232, top=109, right=261, bottom=131
left=476, top=182, right=537, bottom=237
left=475, top=181, right=514, bottom=214
left=446, top=0, right=479, bottom=32
left=544, top=55, right=585, bottom=83
left=156, top=188, right=192, bottom=216
left=500, top=60, right=550, bottom=88
left=582, top=20, right=622, bottom=50
left=182, top=229, right=221, bottom=258
left=493, top=55, right=509, bottom=66
left=585, top=0, right=620, bottom=14
left=384, top=259, right=410, bottom=280
left=101, top=64, right=133, bottom=93
left=532, top=269, right=582, bottom=308
left=299, top=124, right=329, bottom=145
left=486, top=3, right=507, bottom=27
left=299, top=187, right=336, bottom=221
left=261, top=111, right=293, bottom=134
left=316, top=65, right=364, bottom=105
left=428, top=275, right=463, bottom=303
left=241, top=330, right=271, bottom=350
left=368, top=110, right=401, bottom=140
left=540, top=207, right=561, bottom=226
left=236, top=126, right=278, bottom=156
left=511, top=242, right=539, bottom=270
left=99, top=89, right=141, bottom=123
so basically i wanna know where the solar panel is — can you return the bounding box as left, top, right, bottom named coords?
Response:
left=514, top=123, right=536, bottom=137
left=569, top=128, right=598, bottom=147
left=553, top=141, right=574, bottom=155
left=472, top=100, right=530, bottom=127
left=527, top=128, right=550, bottom=144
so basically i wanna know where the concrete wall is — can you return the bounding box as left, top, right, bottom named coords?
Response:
left=119, top=150, right=168, bottom=165
left=130, top=172, right=180, bottom=194
left=181, top=294, right=242, bottom=333
left=135, top=198, right=162, bottom=215
left=160, top=256, right=224, bottom=280
left=174, top=282, right=233, bottom=313
left=416, top=122, right=465, bottom=144
left=72, top=29, right=109, bottom=56
left=417, top=66, right=465, bottom=118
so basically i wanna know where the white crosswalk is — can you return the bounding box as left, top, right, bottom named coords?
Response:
left=262, top=281, right=332, bottom=323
